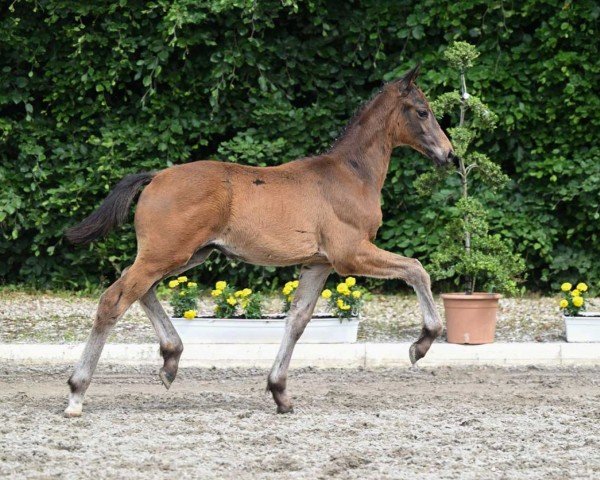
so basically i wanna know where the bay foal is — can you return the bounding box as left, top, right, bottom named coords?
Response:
left=64, top=65, right=453, bottom=416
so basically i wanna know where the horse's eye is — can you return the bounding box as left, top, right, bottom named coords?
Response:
left=417, top=109, right=428, bottom=118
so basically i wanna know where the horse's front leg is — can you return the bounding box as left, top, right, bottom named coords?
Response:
left=335, top=241, right=443, bottom=364
left=267, top=263, right=331, bottom=413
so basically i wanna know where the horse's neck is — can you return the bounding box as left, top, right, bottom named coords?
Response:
left=331, top=112, right=394, bottom=192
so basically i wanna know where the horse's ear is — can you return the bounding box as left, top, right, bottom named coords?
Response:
left=397, top=63, right=421, bottom=94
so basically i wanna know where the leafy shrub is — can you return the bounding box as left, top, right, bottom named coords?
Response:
left=1, top=1, right=598, bottom=293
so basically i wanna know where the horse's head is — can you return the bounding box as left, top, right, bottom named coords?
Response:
left=389, top=65, right=454, bottom=166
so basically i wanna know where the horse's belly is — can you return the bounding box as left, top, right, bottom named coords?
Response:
left=213, top=228, right=326, bottom=267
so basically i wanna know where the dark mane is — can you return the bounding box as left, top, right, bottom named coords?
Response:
left=328, top=86, right=387, bottom=151
left=328, top=66, right=420, bottom=152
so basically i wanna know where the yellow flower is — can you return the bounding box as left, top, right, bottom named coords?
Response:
left=284, top=281, right=298, bottom=294
left=573, top=296, right=584, bottom=308
left=571, top=289, right=581, bottom=297
left=559, top=299, right=569, bottom=309
left=287, top=295, right=293, bottom=303
left=561, top=282, right=572, bottom=292
left=177, top=276, right=188, bottom=283
left=345, top=277, right=356, bottom=287
left=242, top=288, right=252, bottom=297
left=577, top=283, right=588, bottom=292
left=215, top=281, right=227, bottom=291
left=321, top=289, right=332, bottom=299
left=352, top=290, right=362, bottom=299
left=183, top=310, right=196, bottom=319
left=234, top=290, right=244, bottom=297
left=337, top=283, right=350, bottom=295
left=168, top=280, right=179, bottom=288
left=187, top=282, right=197, bottom=288
left=211, top=289, right=222, bottom=297
left=179, top=291, right=185, bottom=297
left=337, top=299, right=351, bottom=311
left=226, top=296, right=236, bottom=306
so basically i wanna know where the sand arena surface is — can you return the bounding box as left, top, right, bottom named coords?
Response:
left=1, top=365, right=598, bottom=479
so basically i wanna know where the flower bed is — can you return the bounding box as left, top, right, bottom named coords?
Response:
left=165, top=277, right=366, bottom=343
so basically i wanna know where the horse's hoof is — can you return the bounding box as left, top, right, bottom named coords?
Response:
left=276, top=405, right=294, bottom=414
left=409, top=342, right=421, bottom=365
left=64, top=405, right=82, bottom=418
left=159, top=369, right=175, bottom=390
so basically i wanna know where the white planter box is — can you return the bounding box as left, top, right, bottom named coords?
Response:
left=564, top=312, right=600, bottom=342
left=171, top=314, right=359, bottom=344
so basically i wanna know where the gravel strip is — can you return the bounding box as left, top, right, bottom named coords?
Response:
left=0, top=291, right=598, bottom=344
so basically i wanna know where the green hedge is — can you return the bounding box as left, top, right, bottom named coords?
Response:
left=1, top=0, right=598, bottom=292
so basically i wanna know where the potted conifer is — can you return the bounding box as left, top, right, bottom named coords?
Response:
left=415, top=42, right=525, bottom=344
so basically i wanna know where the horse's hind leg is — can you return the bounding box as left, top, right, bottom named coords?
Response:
left=139, top=289, right=183, bottom=389
left=64, top=258, right=181, bottom=417
left=139, top=248, right=213, bottom=389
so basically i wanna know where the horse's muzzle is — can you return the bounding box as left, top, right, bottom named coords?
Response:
left=430, top=148, right=455, bottom=167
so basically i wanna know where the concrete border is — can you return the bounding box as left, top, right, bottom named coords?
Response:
left=0, top=342, right=598, bottom=367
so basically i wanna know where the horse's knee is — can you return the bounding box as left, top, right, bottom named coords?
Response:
left=405, top=258, right=430, bottom=288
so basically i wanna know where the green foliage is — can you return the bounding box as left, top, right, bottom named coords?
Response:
left=241, top=291, right=263, bottom=319
left=443, top=41, right=479, bottom=71
left=429, top=198, right=526, bottom=295
left=418, top=41, right=525, bottom=294
left=168, top=277, right=199, bottom=317
left=1, top=1, right=598, bottom=293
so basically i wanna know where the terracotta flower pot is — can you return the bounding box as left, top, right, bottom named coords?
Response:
left=441, top=292, right=502, bottom=344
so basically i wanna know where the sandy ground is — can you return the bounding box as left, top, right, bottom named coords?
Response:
left=0, top=365, right=598, bottom=479
left=3, top=291, right=597, bottom=344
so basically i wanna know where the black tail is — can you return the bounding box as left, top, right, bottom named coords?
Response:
left=65, top=172, right=155, bottom=244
